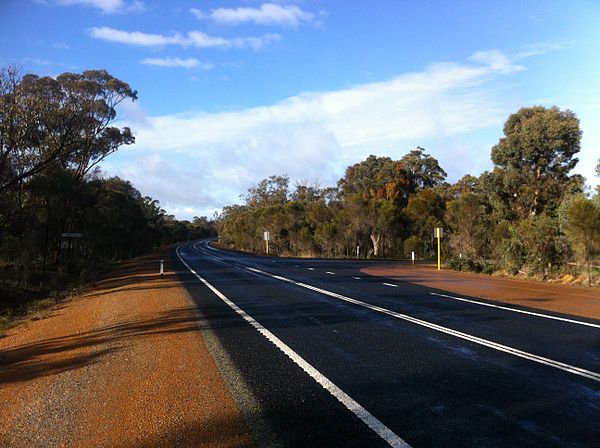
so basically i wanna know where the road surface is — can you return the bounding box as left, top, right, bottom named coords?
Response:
left=176, top=240, right=600, bottom=448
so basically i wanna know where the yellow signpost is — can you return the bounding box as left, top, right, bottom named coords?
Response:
left=434, top=227, right=443, bottom=271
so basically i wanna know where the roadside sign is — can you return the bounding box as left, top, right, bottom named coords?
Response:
left=433, top=228, right=443, bottom=239
left=263, top=231, right=270, bottom=241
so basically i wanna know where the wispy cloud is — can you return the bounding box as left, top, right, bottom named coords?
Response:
left=190, top=3, right=314, bottom=26
left=110, top=51, right=524, bottom=219
left=89, top=26, right=281, bottom=50
left=140, top=57, right=213, bottom=69
left=47, top=0, right=144, bottom=14
left=21, top=57, right=52, bottom=66
left=515, top=39, right=577, bottom=59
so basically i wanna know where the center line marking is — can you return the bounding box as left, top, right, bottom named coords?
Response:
left=245, top=265, right=600, bottom=383
left=430, top=292, right=600, bottom=329
left=177, top=247, right=410, bottom=448
left=383, top=283, right=399, bottom=287
left=326, top=271, right=335, bottom=275
left=353, top=277, right=361, bottom=280
left=307, top=267, right=315, bottom=271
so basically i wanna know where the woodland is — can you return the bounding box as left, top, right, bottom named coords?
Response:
left=219, top=107, right=600, bottom=285
left=0, top=67, right=213, bottom=315
left=1, top=66, right=599, bottom=322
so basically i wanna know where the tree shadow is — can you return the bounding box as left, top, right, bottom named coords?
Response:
left=0, top=306, right=205, bottom=384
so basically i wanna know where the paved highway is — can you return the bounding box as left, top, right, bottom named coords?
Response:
left=175, top=240, right=600, bottom=447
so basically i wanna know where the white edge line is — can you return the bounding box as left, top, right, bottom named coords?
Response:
left=176, top=246, right=410, bottom=448
left=245, top=266, right=600, bottom=383
left=430, top=292, right=600, bottom=329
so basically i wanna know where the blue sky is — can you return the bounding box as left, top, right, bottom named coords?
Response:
left=1, top=1, right=599, bottom=219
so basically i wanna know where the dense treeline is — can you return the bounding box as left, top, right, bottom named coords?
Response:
left=219, top=106, right=600, bottom=285
left=0, top=67, right=214, bottom=291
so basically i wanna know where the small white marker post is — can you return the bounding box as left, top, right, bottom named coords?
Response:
left=411, top=251, right=415, bottom=265
left=160, top=259, right=164, bottom=278
left=264, top=231, right=270, bottom=255
left=356, top=245, right=360, bottom=259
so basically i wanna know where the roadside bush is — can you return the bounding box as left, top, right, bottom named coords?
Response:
left=447, top=255, right=489, bottom=273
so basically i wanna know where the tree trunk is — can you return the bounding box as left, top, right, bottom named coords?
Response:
left=370, top=233, right=381, bottom=257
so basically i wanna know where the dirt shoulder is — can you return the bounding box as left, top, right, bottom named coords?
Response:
left=0, top=249, right=254, bottom=448
left=362, top=264, right=600, bottom=321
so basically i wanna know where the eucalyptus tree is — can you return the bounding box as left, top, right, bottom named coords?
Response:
left=0, top=67, right=137, bottom=191
left=487, top=106, right=583, bottom=220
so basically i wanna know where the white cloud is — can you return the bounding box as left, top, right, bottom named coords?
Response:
left=141, top=57, right=213, bottom=69
left=48, top=0, right=144, bottom=14
left=89, top=26, right=281, bottom=50
left=191, top=3, right=314, bottom=26
left=104, top=51, right=529, bottom=219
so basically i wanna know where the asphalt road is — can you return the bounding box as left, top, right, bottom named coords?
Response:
left=175, top=240, right=600, bottom=448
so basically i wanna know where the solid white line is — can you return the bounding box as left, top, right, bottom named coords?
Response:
left=245, top=266, right=600, bottom=383
left=430, top=292, right=600, bottom=329
left=176, top=247, right=410, bottom=448
left=326, top=271, right=335, bottom=275
left=383, top=283, right=399, bottom=288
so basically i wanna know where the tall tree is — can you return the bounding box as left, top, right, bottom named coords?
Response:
left=488, top=106, right=583, bottom=220
left=399, top=147, right=447, bottom=198
left=245, top=175, right=289, bottom=208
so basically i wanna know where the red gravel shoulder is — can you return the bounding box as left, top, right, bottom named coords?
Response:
left=0, top=250, right=254, bottom=448
left=362, top=264, right=600, bottom=321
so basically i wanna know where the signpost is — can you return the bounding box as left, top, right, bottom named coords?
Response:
left=60, top=232, right=84, bottom=266
left=263, top=231, right=270, bottom=255
left=434, top=227, right=443, bottom=271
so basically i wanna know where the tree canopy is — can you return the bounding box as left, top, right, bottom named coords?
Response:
left=0, top=68, right=137, bottom=192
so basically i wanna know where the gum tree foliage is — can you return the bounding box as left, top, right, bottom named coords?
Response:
left=487, top=106, right=583, bottom=220
left=445, top=193, right=489, bottom=260
left=218, top=107, right=593, bottom=280
left=0, top=67, right=137, bottom=191
left=0, top=68, right=208, bottom=291
left=399, top=147, right=447, bottom=199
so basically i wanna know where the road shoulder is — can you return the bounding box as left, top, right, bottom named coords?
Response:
left=362, top=264, right=600, bottom=321
left=0, top=249, right=254, bottom=448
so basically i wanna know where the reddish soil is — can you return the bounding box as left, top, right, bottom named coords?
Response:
left=0, top=251, right=254, bottom=447
left=362, top=264, right=600, bottom=320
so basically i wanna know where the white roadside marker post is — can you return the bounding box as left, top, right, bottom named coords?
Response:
left=160, top=259, right=164, bottom=278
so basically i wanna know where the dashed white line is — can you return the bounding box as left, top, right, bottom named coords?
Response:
left=176, top=246, right=410, bottom=448
left=307, top=267, right=315, bottom=271
left=245, top=266, right=600, bottom=383
left=326, top=271, right=336, bottom=275
left=353, top=277, right=362, bottom=280
left=430, top=292, right=600, bottom=329
left=383, top=283, right=399, bottom=288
